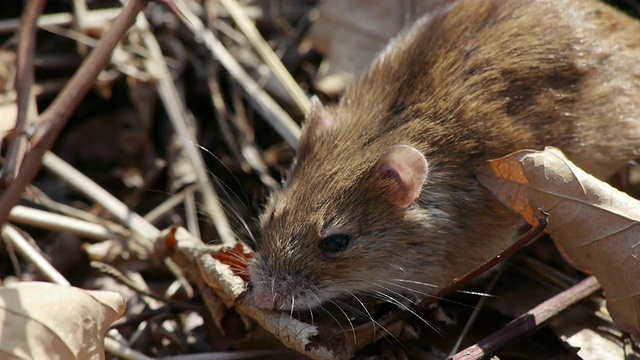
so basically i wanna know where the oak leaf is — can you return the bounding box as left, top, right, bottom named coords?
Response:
left=477, top=146, right=640, bottom=338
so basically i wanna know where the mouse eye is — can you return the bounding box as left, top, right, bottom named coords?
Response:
left=318, top=234, right=352, bottom=255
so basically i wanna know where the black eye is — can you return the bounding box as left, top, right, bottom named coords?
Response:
left=318, top=234, right=352, bottom=255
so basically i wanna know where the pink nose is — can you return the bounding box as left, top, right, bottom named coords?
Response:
left=252, top=290, right=289, bottom=310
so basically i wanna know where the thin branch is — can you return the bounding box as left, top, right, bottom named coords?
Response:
left=27, top=184, right=112, bottom=225
left=0, top=0, right=150, bottom=228
left=227, top=81, right=278, bottom=189
left=9, top=204, right=125, bottom=241
left=2, top=225, right=70, bottom=286
left=174, top=0, right=301, bottom=148
left=0, top=8, right=121, bottom=34
left=42, top=152, right=158, bottom=245
left=40, top=151, right=193, bottom=297
left=92, top=261, right=201, bottom=311
left=184, top=191, right=201, bottom=240
left=72, top=0, right=89, bottom=32
left=143, top=183, right=200, bottom=223
left=104, top=337, right=154, bottom=360
left=207, top=68, right=247, bottom=171
left=448, top=269, right=502, bottom=356
left=217, top=0, right=310, bottom=115
left=135, top=12, right=236, bottom=247
left=449, top=276, right=601, bottom=360
left=0, top=0, right=46, bottom=186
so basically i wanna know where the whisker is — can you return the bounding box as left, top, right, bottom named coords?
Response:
left=384, top=279, right=485, bottom=308
left=390, top=278, right=439, bottom=288
left=317, top=304, right=348, bottom=336
left=269, top=280, right=281, bottom=310
left=329, top=300, right=357, bottom=343
left=379, top=280, right=427, bottom=298
left=183, top=148, right=258, bottom=247
left=308, top=303, right=314, bottom=327
left=344, top=291, right=400, bottom=345
left=456, top=289, right=495, bottom=298
left=344, top=291, right=374, bottom=323
left=195, top=143, right=253, bottom=211
left=208, top=195, right=256, bottom=245
left=369, top=289, right=442, bottom=336
left=369, top=282, right=417, bottom=305
left=310, top=292, right=322, bottom=306
left=448, top=270, right=501, bottom=356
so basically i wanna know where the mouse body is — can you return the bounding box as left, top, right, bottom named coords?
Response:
left=247, top=0, right=640, bottom=311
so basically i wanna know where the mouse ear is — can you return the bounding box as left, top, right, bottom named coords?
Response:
left=299, top=96, right=332, bottom=154
left=375, top=145, right=428, bottom=208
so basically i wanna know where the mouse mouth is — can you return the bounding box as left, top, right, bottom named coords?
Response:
left=247, top=277, right=324, bottom=311
left=247, top=276, right=432, bottom=334
left=247, top=259, right=325, bottom=311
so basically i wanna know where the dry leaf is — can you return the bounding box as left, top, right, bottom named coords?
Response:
left=311, top=0, right=446, bottom=78
left=0, top=281, right=126, bottom=360
left=566, top=328, right=624, bottom=358
left=162, top=226, right=343, bottom=360
left=477, top=146, right=640, bottom=338
left=0, top=103, right=17, bottom=137
left=213, top=243, right=252, bottom=282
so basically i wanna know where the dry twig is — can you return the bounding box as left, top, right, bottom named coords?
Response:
left=0, top=0, right=45, bottom=187
left=0, top=0, right=151, bottom=228
left=2, top=225, right=70, bottom=285
left=135, top=13, right=236, bottom=247
left=449, top=276, right=601, bottom=360
left=216, top=0, right=310, bottom=114
left=174, top=0, right=301, bottom=148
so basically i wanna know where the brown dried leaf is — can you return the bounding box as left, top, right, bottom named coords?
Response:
left=0, top=281, right=126, bottom=359
left=213, top=242, right=252, bottom=282
left=311, top=0, right=447, bottom=79
left=163, top=226, right=343, bottom=360
left=477, top=146, right=640, bottom=338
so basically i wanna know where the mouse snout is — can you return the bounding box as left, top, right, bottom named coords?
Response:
left=248, top=286, right=289, bottom=311
left=247, top=278, right=299, bottom=311
left=247, top=258, right=320, bottom=311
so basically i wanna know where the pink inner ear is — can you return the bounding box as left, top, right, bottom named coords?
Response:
left=376, top=145, right=428, bottom=208
left=299, top=96, right=331, bottom=153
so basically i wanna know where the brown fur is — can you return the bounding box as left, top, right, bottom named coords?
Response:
left=248, top=0, right=640, bottom=310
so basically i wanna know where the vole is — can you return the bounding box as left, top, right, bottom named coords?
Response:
left=246, top=0, right=640, bottom=312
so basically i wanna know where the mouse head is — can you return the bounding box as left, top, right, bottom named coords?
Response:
left=246, top=97, right=447, bottom=311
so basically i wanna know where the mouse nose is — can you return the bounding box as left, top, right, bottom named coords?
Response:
left=250, top=286, right=289, bottom=310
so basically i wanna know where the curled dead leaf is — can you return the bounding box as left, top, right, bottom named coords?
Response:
left=477, top=146, right=640, bottom=338
left=163, top=226, right=346, bottom=360
left=213, top=242, right=252, bottom=282
left=0, top=281, right=125, bottom=359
